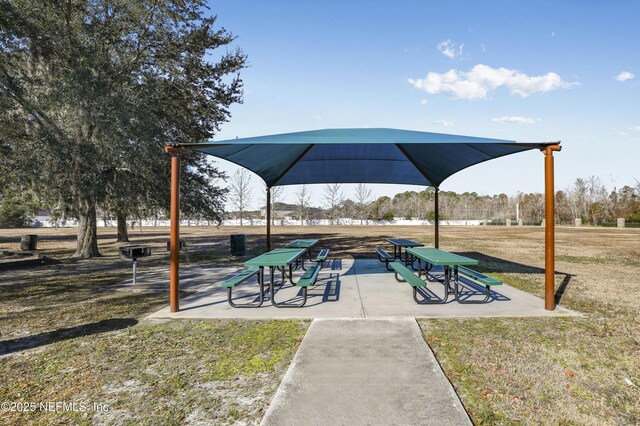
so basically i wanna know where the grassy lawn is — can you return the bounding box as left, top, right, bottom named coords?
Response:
left=1, top=225, right=639, bottom=424
left=1, top=319, right=308, bottom=425
left=418, top=228, right=640, bottom=425
left=0, top=229, right=309, bottom=425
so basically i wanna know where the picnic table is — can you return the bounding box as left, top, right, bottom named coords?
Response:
left=399, top=248, right=502, bottom=303
left=405, top=247, right=478, bottom=294
left=284, top=239, right=318, bottom=249
left=385, top=238, right=424, bottom=264
left=284, top=239, right=318, bottom=270
left=238, top=247, right=321, bottom=308
left=245, top=247, right=306, bottom=286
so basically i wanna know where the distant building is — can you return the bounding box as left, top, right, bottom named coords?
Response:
left=31, top=210, right=77, bottom=227
left=259, top=202, right=294, bottom=220
left=259, top=202, right=324, bottom=221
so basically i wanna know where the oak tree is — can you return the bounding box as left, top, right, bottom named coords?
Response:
left=0, top=0, right=245, bottom=256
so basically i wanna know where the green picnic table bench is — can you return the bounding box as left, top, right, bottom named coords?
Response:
left=375, top=248, right=394, bottom=271
left=285, top=239, right=318, bottom=271
left=222, top=266, right=263, bottom=308
left=456, top=266, right=502, bottom=303
left=221, top=248, right=323, bottom=308
left=316, top=248, right=330, bottom=267
left=389, top=248, right=503, bottom=304
left=389, top=262, right=448, bottom=304
left=270, top=261, right=321, bottom=308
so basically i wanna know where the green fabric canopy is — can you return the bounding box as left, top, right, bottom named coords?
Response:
left=179, top=128, right=557, bottom=187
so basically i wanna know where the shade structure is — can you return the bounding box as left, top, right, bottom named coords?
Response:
left=179, top=128, right=556, bottom=187
left=167, top=127, right=562, bottom=313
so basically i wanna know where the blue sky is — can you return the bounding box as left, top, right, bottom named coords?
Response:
left=206, top=0, right=639, bottom=208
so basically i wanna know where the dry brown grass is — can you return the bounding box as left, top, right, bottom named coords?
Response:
left=413, top=226, right=640, bottom=425
left=0, top=227, right=311, bottom=425
left=1, top=224, right=639, bottom=424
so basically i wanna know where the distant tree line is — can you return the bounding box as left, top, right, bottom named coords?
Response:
left=224, top=176, right=640, bottom=227
left=364, top=176, right=640, bottom=226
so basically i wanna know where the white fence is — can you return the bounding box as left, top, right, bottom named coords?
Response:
left=30, top=216, right=630, bottom=228
left=31, top=217, right=485, bottom=228
left=219, top=218, right=485, bottom=227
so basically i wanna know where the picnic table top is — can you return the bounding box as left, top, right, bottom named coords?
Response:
left=245, top=248, right=306, bottom=267
left=285, top=239, right=319, bottom=249
left=385, top=238, right=424, bottom=247
left=405, top=247, right=478, bottom=266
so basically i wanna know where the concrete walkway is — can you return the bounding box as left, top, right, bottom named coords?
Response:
left=261, top=318, right=471, bottom=426
left=137, top=259, right=578, bottom=424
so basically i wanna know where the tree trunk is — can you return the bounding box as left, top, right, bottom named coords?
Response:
left=239, top=210, right=243, bottom=226
left=74, top=198, right=101, bottom=258
left=117, top=212, right=129, bottom=242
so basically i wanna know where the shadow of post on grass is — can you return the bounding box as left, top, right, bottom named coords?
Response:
left=457, top=251, right=575, bottom=306
left=0, top=318, right=138, bottom=356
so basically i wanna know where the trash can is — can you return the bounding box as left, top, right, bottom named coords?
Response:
left=166, top=239, right=186, bottom=251
left=20, top=234, right=38, bottom=251
left=230, top=234, right=246, bottom=256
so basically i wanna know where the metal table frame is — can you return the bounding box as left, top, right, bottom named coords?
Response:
left=405, top=248, right=488, bottom=304
left=385, top=239, right=424, bottom=270
left=284, top=239, right=319, bottom=271
left=243, top=248, right=308, bottom=308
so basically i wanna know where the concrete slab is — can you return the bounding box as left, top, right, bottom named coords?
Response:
left=260, top=318, right=471, bottom=426
left=148, top=258, right=366, bottom=319
left=147, top=259, right=578, bottom=319
left=353, top=260, right=578, bottom=318
left=109, top=264, right=241, bottom=293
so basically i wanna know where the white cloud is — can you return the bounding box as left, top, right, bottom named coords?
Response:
left=615, top=71, right=635, bottom=82
left=434, top=120, right=454, bottom=127
left=408, top=64, right=575, bottom=100
left=312, top=114, right=323, bottom=121
left=551, top=31, right=555, bottom=37
left=420, top=99, right=428, bottom=105
left=492, top=116, right=538, bottom=125
left=631, top=126, right=640, bottom=132
left=437, top=39, right=464, bottom=58
left=614, top=131, right=628, bottom=136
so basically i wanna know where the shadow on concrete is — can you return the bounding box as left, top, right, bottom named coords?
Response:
left=394, top=268, right=512, bottom=304
left=454, top=277, right=511, bottom=303
left=235, top=273, right=344, bottom=308
left=0, top=318, right=138, bottom=356
left=322, top=274, right=341, bottom=302
left=179, top=264, right=348, bottom=311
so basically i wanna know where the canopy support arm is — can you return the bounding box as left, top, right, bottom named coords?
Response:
left=165, top=146, right=184, bottom=313
left=543, top=145, right=561, bottom=311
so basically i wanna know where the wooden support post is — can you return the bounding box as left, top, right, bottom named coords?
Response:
left=165, top=146, right=183, bottom=313
left=266, top=186, right=271, bottom=251
left=434, top=187, right=440, bottom=249
left=543, top=145, right=561, bottom=311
